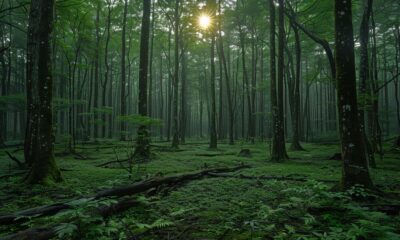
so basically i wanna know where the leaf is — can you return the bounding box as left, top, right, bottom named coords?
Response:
left=55, top=223, right=78, bottom=238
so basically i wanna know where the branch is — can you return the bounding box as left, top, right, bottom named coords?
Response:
left=284, top=10, right=336, bottom=82
left=375, top=72, right=400, bottom=93
left=0, top=1, right=29, bottom=14
left=5, top=151, right=24, bottom=169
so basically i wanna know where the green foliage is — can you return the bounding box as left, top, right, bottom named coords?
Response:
left=1, top=142, right=399, bottom=239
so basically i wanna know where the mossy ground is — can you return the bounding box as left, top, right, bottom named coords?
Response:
left=0, top=139, right=399, bottom=239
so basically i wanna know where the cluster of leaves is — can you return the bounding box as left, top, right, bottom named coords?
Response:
left=48, top=196, right=173, bottom=239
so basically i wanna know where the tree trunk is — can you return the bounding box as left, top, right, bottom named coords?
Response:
left=25, top=0, right=62, bottom=184
left=180, top=45, right=187, bottom=144
left=357, top=0, right=376, bottom=168
left=134, top=0, right=151, bottom=160
left=334, top=0, right=373, bottom=189
left=238, top=27, right=252, bottom=143
left=209, top=33, right=218, bottom=149
left=148, top=0, right=155, bottom=118
left=217, top=19, right=234, bottom=145
left=120, top=0, right=128, bottom=141
left=289, top=18, right=304, bottom=151
left=171, top=0, right=180, bottom=148
left=102, top=2, right=112, bottom=138
left=93, top=2, right=100, bottom=140
left=271, top=0, right=288, bottom=162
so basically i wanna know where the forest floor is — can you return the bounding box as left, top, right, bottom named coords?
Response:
left=0, top=139, right=399, bottom=239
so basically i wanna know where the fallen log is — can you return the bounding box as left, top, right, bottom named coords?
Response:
left=0, top=226, right=56, bottom=240
left=94, top=164, right=250, bottom=199
left=0, top=197, right=139, bottom=240
left=0, top=202, right=84, bottom=225
left=0, top=164, right=250, bottom=226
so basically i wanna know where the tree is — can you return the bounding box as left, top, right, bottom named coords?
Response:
left=358, top=0, right=376, bottom=168
left=288, top=5, right=304, bottom=151
left=25, top=0, right=62, bottom=184
left=134, top=0, right=151, bottom=160
left=208, top=0, right=218, bottom=149
left=217, top=1, right=234, bottom=145
left=171, top=0, right=180, bottom=148
left=120, top=0, right=128, bottom=141
left=270, top=0, right=288, bottom=162
left=334, top=0, right=373, bottom=189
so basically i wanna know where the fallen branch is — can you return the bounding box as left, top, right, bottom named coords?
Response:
left=5, top=151, right=24, bottom=169
left=96, top=158, right=130, bottom=168
left=194, top=153, right=234, bottom=157
left=0, top=164, right=250, bottom=226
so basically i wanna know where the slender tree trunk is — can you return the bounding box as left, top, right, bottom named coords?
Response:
left=180, top=44, right=187, bottom=144
left=289, top=21, right=304, bottom=151
left=93, top=2, right=101, bottom=140
left=0, top=43, right=6, bottom=146
left=167, top=28, right=172, bottom=141
left=148, top=0, right=155, bottom=118
left=370, top=10, right=382, bottom=158
left=239, top=28, right=252, bottom=142
left=134, top=0, right=151, bottom=160
left=171, top=0, right=180, bottom=148
left=217, top=18, right=234, bottom=145
left=334, top=0, right=373, bottom=189
left=271, top=0, right=288, bottom=161
left=159, top=55, right=164, bottom=140
left=120, top=0, right=128, bottom=141
left=102, top=2, right=112, bottom=138
left=209, top=32, right=218, bottom=149
left=357, top=0, right=376, bottom=167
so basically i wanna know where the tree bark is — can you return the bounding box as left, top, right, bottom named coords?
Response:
left=25, top=0, right=61, bottom=184
left=289, top=17, right=304, bottom=151
left=334, top=0, right=373, bottom=189
left=271, top=0, right=288, bottom=162
left=209, top=33, right=218, bottom=149
left=93, top=2, right=101, bottom=140
left=134, top=0, right=151, bottom=160
left=120, top=0, right=128, bottom=141
left=171, top=0, right=180, bottom=148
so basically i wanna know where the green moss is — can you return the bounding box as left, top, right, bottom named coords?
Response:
left=0, top=140, right=399, bottom=239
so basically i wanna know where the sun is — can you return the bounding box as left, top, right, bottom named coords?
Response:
left=198, top=14, right=211, bottom=30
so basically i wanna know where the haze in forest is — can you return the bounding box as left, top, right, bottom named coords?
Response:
left=0, top=0, right=399, bottom=239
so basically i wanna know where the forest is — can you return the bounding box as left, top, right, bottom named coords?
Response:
left=0, top=0, right=399, bottom=239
